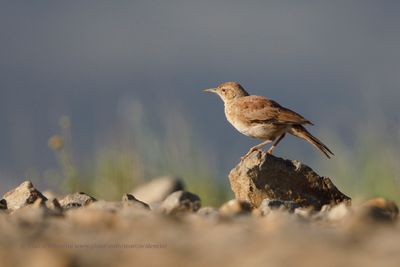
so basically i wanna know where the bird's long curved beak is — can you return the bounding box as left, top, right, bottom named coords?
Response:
left=203, top=88, right=217, bottom=93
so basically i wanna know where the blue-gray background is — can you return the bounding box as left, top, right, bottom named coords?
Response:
left=1, top=1, right=399, bottom=195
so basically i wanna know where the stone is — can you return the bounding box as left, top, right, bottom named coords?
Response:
left=86, top=200, right=122, bottom=212
left=257, top=199, right=300, bottom=216
left=196, top=207, right=221, bottom=223
left=219, top=199, right=252, bottom=216
left=294, top=207, right=314, bottom=220
left=10, top=205, right=47, bottom=223
left=59, top=192, right=96, bottom=210
left=131, top=176, right=184, bottom=204
left=65, top=207, right=117, bottom=228
left=10, top=198, right=61, bottom=222
left=326, top=203, right=352, bottom=222
left=159, top=191, right=201, bottom=215
left=45, top=198, right=63, bottom=213
left=119, top=205, right=155, bottom=220
left=32, top=198, right=62, bottom=216
left=359, top=198, right=399, bottom=223
left=198, top=207, right=219, bottom=217
left=2, top=181, right=47, bottom=210
left=122, top=194, right=150, bottom=209
left=0, top=199, right=7, bottom=210
left=228, top=152, right=351, bottom=209
left=197, top=207, right=220, bottom=221
left=30, top=198, right=61, bottom=216
left=31, top=197, right=47, bottom=209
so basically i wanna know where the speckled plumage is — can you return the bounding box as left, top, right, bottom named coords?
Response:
left=204, top=82, right=333, bottom=159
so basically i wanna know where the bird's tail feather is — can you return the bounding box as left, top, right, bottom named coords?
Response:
left=289, top=125, right=334, bottom=159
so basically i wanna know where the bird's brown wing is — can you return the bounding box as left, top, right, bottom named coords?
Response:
left=234, top=96, right=313, bottom=125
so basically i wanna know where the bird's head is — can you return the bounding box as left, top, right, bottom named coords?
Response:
left=204, top=82, right=249, bottom=102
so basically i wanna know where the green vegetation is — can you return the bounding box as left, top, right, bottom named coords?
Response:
left=48, top=103, right=231, bottom=206
left=316, top=123, right=400, bottom=203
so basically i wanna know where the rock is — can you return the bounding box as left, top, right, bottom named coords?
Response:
left=29, top=198, right=61, bottom=216
left=294, top=207, right=314, bottom=220
left=119, top=205, right=155, bottom=220
left=65, top=207, right=118, bottom=228
left=86, top=200, right=122, bottom=212
left=32, top=198, right=62, bottom=216
left=85, top=200, right=149, bottom=214
left=228, top=152, right=351, bottom=209
left=325, top=203, right=352, bottom=222
left=122, top=194, right=150, bottom=209
left=131, top=176, right=184, bottom=204
left=0, top=199, right=7, bottom=210
left=45, top=198, right=63, bottom=213
left=31, top=197, right=47, bottom=209
left=257, top=199, right=300, bottom=216
left=10, top=198, right=61, bottom=222
left=10, top=205, right=47, bottom=223
left=2, top=181, right=47, bottom=210
left=219, top=199, right=252, bottom=216
left=196, top=207, right=220, bottom=222
left=198, top=207, right=219, bottom=217
left=159, top=191, right=201, bottom=215
left=359, top=198, right=399, bottom=223
left=59, top=192, right=96, bottom=210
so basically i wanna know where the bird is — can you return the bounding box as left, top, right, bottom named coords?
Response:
left=204, top=82, right=333, bottom=160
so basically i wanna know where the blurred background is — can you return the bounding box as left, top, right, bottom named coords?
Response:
left=0, top=1, right=399, bottom=205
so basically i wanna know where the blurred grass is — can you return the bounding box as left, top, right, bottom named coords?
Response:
left=48, top=102, right=231, bottom=206
left=317, top=121, right=400, bottom=203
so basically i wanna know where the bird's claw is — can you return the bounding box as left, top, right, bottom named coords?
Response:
left=240, top=148, right=260, bottom=161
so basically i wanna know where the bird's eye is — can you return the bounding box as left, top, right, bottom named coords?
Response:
left=221, top=88, right=226, bottom=93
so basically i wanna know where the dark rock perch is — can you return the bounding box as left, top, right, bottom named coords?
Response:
left=229, top=151, right=351, bottom=210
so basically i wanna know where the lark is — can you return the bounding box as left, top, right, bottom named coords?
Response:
left=204, top=82, right=333, bottom=160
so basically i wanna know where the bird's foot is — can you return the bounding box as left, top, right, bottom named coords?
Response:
left=240, top=148, right=261, bottom=161
left=266, top=147, right=275, bottom=154
left=240, top=155, right=247, bottom=161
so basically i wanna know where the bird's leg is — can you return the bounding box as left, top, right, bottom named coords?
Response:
left=241, top=140, right=272, bottom=161
left=267, top=133, right=286, bottom=154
